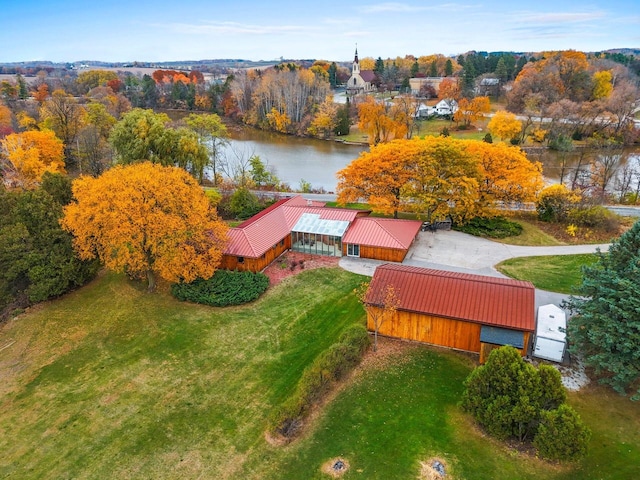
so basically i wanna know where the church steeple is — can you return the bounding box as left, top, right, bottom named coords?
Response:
left=352, top=45, right=360, bottom=75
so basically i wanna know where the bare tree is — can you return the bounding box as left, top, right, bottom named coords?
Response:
left=356, top=282, right=399, bottom=352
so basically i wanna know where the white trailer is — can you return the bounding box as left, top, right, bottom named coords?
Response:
left=534, top=304, right=567, bottom=362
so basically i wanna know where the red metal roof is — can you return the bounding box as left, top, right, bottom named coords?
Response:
left=224, top=196, right=360, bottom=258
left=343, top=217, right=422, bottom=249
left=367, top=264, right=535, bottom=331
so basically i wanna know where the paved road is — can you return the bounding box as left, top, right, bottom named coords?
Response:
left=339, top=230, right=610, bottom=309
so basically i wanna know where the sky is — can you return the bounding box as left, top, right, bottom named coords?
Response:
left=1, top=0, right=639, bottom=63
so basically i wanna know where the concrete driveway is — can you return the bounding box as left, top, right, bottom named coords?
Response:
left=339, top=230, right=610, bottom=308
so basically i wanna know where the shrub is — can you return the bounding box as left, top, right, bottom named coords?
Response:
left=268, top=324, right=370, bottom=438
left=536, top=184, right=581, bottom=222
left=567, top=205, right=620, bottom=232
left=454, top=216, right=523, bottom=239
left=534, top=404, right=591, bottom=461
left=171, top=270, right=269, bottom=307
left=461, top=346, right=566, bottom=442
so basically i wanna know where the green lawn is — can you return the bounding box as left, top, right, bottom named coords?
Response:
left=496, top=254, right=598, bottom=294
left=1, top=268, right=638, bottom=479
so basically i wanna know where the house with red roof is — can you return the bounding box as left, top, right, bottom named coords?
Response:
left=219, top=195, right=422, bottom=272
left=366, top=264, right=535, bottom=363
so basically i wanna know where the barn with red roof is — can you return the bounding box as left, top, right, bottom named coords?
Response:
left=366, top=264, right=535, bottom=362
left=220, top=195, right=422, bottom=272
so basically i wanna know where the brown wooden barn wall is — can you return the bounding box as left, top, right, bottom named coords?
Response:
left=342, top=245, right=408, bottom=262
left=368, top=308, right=531, bottom=358
left=220, top=237, right=290, bottom=273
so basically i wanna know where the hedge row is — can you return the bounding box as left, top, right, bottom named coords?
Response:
left=268, top=324, right=370, bottom=438
left=454, top=216, right=523, bottom=238
left=171, top=269, right=269, bottom=307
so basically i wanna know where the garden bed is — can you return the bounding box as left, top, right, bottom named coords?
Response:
left=263, top=251, right=340, bottom=285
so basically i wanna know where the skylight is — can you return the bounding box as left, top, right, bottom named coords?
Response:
left=291, top=213, right=350, bottom=237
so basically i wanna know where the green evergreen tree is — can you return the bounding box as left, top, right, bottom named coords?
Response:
left=445, top=59, right=453, bottom=77
left=462, top=63, right=477, bottom=97
left=461, top=346, right=566, bottom=442
left=534, top=405, right=591, bottom=461
left=141, top=74, right=158, bottom=108
left=411, top=60, right=419, bottom=77
left=495, top=57, right=508, bottom=83
left=0, top=186, right=99, bottom=313
left=374, top=57, right=385, bottom=76
left=429, top=61, right=438, bottom=77
left=328, top=62, right=338, bottom=88
left=565, top=220, right=640, bottom=399
left=334, top=103, right=350, bottom=136
left=503, top=54, right=516, bottom=80
left=15, top=74, right=29, bottom=100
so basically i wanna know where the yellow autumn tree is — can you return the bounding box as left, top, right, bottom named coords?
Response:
left=61, top=162, right=228, bottom=291
left=487, top=110, right=523, bottom=141
left=1, top=129, right=65, bottom=189
left=266, top=107, right=291, bottom=133
left=465, top=141, right=543, bottom=214
left=357, top=96, right=407, bottom=145
left=307, top=96, right=338, bottom=139
left=592, top=70, right=613, bottom=100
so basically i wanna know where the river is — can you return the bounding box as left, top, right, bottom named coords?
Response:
left=220, top=126, right=640, bottom=195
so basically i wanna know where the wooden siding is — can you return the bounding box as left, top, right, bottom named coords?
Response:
left=220, top=237, right=290, bottom=273
left=368, top=308, right=482, bottom=353
left=369, top=307, right=531, bottom=359
left=342, top=245, right=408, bottom=262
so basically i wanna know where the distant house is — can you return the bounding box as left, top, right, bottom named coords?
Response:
left=434, top=99, right=458, bottom=116
left=346, top=48, right=376, bottom=96
left=409, top=77, right=445, bottom=96
left=415, top=103, right=435, bottom=118
left=220, top=196, right=422, bottom=272
left=366, top=264, right=535, bottom=363
left=476, top=77, right=500, bottom=96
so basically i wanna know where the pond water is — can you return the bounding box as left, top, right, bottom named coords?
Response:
left=221, top=128, right=367, bottom=192
left=219, top=125, right=640, bottom=195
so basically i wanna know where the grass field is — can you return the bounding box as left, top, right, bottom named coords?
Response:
left=496, top=254, right=599, bottom=294
left=1, top=269, right=639, bottom=479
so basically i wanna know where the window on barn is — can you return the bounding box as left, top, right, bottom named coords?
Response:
left=347, top=244, right=360, bottom=257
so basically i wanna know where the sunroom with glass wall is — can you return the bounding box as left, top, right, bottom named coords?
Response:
left=290, top=213, right=349, bottom=257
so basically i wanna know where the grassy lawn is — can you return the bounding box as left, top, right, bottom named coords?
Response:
left=496, top=254, right=598, bottom=294
left=496, top=218, right=566, bottom=246
left=0, top=268, right=366, bottom=479
left=1, top=268, right=639, bottom=479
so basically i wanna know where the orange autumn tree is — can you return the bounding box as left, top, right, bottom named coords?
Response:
left=61, top=162, right=228, bottom=292
left=337, top=140, right=415, bottom=218
left=465, top=141, right=543, bottom=213
left=1, top=129, right=65, bottom=189
left=338, top=137, right=542, bottom=222
left=453, top=96, right=491, bottom=127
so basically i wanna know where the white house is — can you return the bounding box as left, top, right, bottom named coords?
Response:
left=434, top=99, right=458, bottom=116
